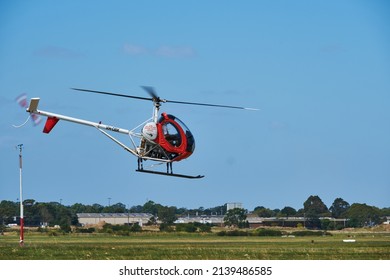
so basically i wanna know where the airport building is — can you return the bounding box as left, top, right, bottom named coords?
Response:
left=226, top=202, right=243, bottom=211
left=77, top=213, right=153, bottom=226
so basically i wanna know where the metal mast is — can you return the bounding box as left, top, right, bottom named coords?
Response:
left=17, top=144, right=24, bottom=246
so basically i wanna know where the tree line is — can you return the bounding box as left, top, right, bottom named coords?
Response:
left=0, top=195, right=389, bottom=231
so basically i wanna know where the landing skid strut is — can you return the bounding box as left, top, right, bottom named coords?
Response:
left=137, top=158, right=204, bottom=179
left=136, top=169, right=204, bottom=179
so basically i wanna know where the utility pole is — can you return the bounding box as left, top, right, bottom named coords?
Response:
left=17, top=144, right=24, bottom=246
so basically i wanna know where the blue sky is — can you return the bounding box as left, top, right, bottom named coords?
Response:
left=1, top=1, right=389, bottom=211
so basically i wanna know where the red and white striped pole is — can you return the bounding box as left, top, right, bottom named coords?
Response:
left=17, top=144, right=24, bottom=246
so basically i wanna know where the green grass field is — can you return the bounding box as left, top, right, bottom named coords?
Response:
left=1, top=230, right=389, bottom=260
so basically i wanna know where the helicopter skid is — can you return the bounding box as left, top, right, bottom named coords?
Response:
left=136, top=169, right=204, bottom=179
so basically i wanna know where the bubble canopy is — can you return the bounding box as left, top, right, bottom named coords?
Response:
left=158, top=113, right=195, bottom=154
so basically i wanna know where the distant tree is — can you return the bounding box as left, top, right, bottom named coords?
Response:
left=24, top=201, right=40, bottom=226
left=103, top=202, right=126, bottom=213
left=129, top=205, right=143, bottom=213
left=381, top=207, right=390, bottom=216
left=296, top=208, right=304, bottom=217
left=90, top=203, right=104, bottom=213
left=280, top=206, right=297, bottom=217
left=345, top=203, right=381, bottom=227
left=329, top=198, right=350, bottom=218
left=70, top=213, right=79, bottom=226
left=254, top=207, right=275, bottom=217
left=303, top=195, right=329, bottom=216
left=0, top=200, right=18, bottom=224
left=158, top=206, right=177, bottom=224
left=70, top=203, right=88, bottom=214
left=143, top=200, right=161, bottom=216
left=38, top=203, right=54, bottom=225
left=176, top=207, right=188, bottom=215
left=57, top=204, right=76, bottom=229
left=303, top=195, right=329, bottom=229
left=224, top=208, right=248, bottom=228
left=23, top=199, right=36, bottom=206
left=253, top=206, right=265, bottom=212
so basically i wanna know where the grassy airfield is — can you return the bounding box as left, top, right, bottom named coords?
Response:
left=1, top=228, right=389, bottom=260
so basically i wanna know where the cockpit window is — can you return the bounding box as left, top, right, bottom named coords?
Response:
left=162, top=122, right=181, bottom=147
left=159, top=114, right=195, bottom=152
left=174, top=117, right=195, bottom=152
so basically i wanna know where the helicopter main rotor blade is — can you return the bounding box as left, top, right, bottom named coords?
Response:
left=72, top=87, right=258, bottom=110
left=165, top=99, right=259, bottom=110
left=141, top=86, right=258, bottom=110
left=71, top=88, right=153, bottom=102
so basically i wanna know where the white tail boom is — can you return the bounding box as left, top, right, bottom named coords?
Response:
left=26, top=98, right=131, bottom=135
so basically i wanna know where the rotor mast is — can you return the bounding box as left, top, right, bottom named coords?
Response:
left=152, top=99, right=161, bottom=123
left=141, top=86, right=165, bottom=123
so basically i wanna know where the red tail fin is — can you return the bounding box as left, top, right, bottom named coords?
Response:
left=43, top=117, right=59, bottom=134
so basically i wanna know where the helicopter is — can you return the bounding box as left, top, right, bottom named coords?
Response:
left=26, top=87, right=257, bottom=179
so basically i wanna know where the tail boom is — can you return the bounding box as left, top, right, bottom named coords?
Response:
left=26, top=98, right=131, bottom=135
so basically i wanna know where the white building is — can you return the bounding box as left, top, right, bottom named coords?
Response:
left=226, top=202, right=243, bottom=211
left=77, top=213, right=153, bottom=226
